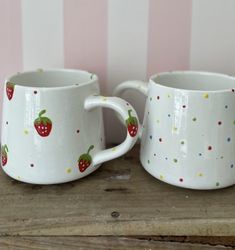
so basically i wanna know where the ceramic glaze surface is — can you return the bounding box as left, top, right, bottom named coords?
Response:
left=114, top=71, right=235, bottom=189
left=1, top=69, right=139, bottom=184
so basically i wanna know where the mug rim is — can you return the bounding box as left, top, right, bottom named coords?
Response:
left=5, top=68, right=98, bottom=90
left=150, top=70, right=235, bottom=93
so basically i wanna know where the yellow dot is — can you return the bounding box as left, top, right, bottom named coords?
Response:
left=24, top=129, right=29, bottom=135
left=198, top=172, right=203, bottom=177
left=66, top=168, right=72, bottom=173
left=37, top=68, right=43, bottom=72
left=160, top=175, right=164, bottom=180
left=17, top=176, right=20, bottom=180
left=172, top=127, right=178, bottom=132
left=102, top=97, right=107, bottom=101
left=112, top=147, right=116, bottom=152
left=203, top=93, right=209, bottom=99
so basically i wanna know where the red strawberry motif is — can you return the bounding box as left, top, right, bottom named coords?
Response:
left=1, top=145, right=8, bottom=166
left=126, top=109, right=138, bottom=137
left=34, top=110, right=52, bottom=137
left=6, top=82, right=15, bottom=100
left=78, top=145, right=94, bottom=172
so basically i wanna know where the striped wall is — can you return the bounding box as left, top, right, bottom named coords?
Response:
left=1, top=0, right=235, bottom=142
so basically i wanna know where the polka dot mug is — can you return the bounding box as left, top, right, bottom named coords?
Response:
left=114, top=71, right=235, bottom=189
left=1, top=69, right=139, bottom=184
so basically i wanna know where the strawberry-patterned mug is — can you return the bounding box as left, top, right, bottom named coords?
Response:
left=1, top=69, right=139, bottom=184
left=114, top=71, right=235, bottom=190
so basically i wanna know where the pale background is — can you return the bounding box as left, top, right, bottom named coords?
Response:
left=1, top=0, right=235, bottom=142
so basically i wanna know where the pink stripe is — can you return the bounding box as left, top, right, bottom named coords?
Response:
left=147, top=0, right=192, bottom=76
left=0, top=0, right=22, bottom=84
left=64, top=0, right=108, bottom=91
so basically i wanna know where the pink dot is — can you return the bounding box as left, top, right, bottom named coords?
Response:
left=179, top=178, right=183, bottom=182
left=208, top=146, right=212, bottom=151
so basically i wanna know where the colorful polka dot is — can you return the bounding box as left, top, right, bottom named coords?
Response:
left=199, top=153, right=202, bottom=156
left=159, top=138, right=162, bottom=142
left=30, top=164, right=34, bottom=167
left=165, top=157, right=168, bottom=160
left=233, top=120, right=235, bottom=125
left=227, top=137, right=231, bottom=142
left=66, top=168, right=72, bottom=173
left=150, top=97, right=152, bottom=101
left=102, top=97, right=107, bottom=101
left=179, top=178, right=183, bottom=182
left=157, top=96, right=160, bottom=100
left=203, top=93, right=209, bottom=99
left=197, top=173, right=203, bottom=177
left=147, top=160, right=150, bottom=164
left=173, top=127, right=178, bottom=132
left=126, top=102, right=130, bottom=106
left=216, top=182, right=220, bottom=187
left=208, top=146, right=212, bottom=151
left=168, top=114, right=171, bottom=117
left=225, top=105, right=228, bottom=109
left=154, top=153, right=156, bottom=157
left=160, top=175, right=164, bottom=180
left=218, top=121, right=222, bottom=125
left=167, top=94, right=170, bottom=98
left=112, top=147, right=116, bottom=152
left=24, top=129, right=29, bottom=135
left=220, top=156, right=224, bottom=159
left=192, top=117, right=197, bottom=122
left=180, top=140, right=185, bottom=145
left=182, top=105, right=186, bottom=108
left=77, top=129, right=80, bottom=133
left=156, top=119, right=160, bottom=124
left=34, top=90, right=37, bottom=94
left=232, top=89, right=235, bottom=92
left=149, top=135, right=152, bottom=139
left=6, top=121, right=8, bottom=125
left=231, top=164, right=234, bottom=168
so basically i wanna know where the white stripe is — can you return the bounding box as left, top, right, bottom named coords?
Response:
left=190, top=0, right=235, bottom=74
left=22, top=0, right=64, bottom=70
left=107, top=0, right=149, bottom=142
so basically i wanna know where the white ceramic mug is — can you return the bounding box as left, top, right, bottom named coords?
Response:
left=114, top=71, right=235, bottom=190
left=1, top=69, right=139, bottom=184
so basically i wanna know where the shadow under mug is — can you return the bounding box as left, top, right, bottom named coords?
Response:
left=114, top=71, right=235, bottom=190
left=1, top=69, right=139, bottom=184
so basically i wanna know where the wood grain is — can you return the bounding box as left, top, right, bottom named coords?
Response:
left=0, top=237, right=233, bottom=250
left=0, top=146, right=234, bottom=236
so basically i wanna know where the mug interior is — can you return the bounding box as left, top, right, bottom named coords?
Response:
left=8, top=69, right=97, bottom=88
left=152, top=71, right=235, bottom=91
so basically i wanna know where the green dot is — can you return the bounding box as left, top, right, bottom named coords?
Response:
left=233, top=120, right=235, bottom=125
left=173, top=158, right=178, bottom=163
left=147, top=160, right=150, bottom=164
left=192, top=117, right=197, bottom=122
left=216, top=182, right=220, bottom=187
left=181, top=141, right=185, bottom=145
left=150, top=97, right=152, bottom=101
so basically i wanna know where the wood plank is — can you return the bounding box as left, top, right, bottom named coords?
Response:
left=0, top=237, right=233, bottom=250
left=0, top=146, right=234, bottom=236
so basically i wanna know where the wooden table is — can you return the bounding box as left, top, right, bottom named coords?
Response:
left=0, top=145, right=234, bottom=249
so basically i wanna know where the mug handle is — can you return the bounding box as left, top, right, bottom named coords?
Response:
left=113, top=80, right=148, bottom=138
left=84, top=95, right=139, bottom=166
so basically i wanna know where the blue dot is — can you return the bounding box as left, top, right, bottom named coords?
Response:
left=165, top=157, right=168, bottom=160
left=231, top=164, right=234, bottom=168
left=150, top=135, right=152, bottom=139
left=199, top=153, right=202, bottom=156
left=227, top=137, right=231, bottom=142
left=168, top=114, right=171, bottom=117
left=154, top=153, right=156, bottom=156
